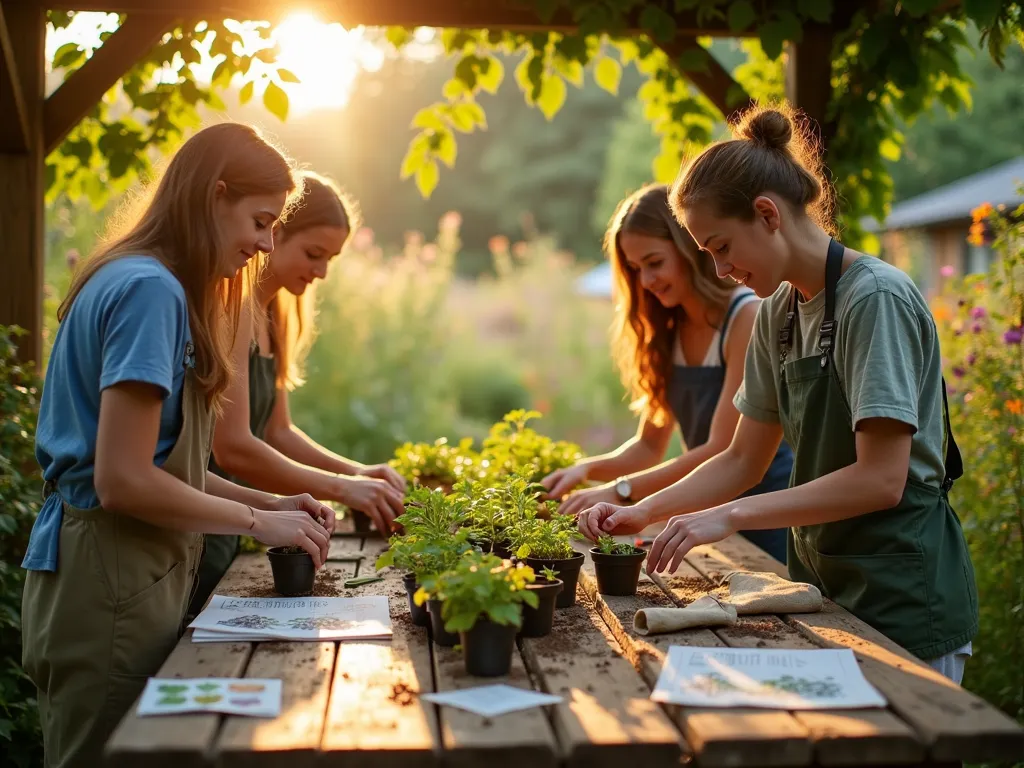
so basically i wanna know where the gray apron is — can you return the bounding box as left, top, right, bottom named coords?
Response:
left=667, top=291, right=794, bottom=562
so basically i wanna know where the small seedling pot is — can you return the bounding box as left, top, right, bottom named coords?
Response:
left=427, top=599, right=459, bottom=647
left=460, top=617, right=519, bottom=677
left=267, top=546, right=315, bottom=596
left=519, top=578, right=564, bottom=638
left=590, top=547, right=647, bottom=596
left=403, top=573, right=429, bottom=627
left=524, top=552, right=585, bottom=609
left=471, top=538, right=513, bottom=559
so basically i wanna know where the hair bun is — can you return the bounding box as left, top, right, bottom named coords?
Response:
left=740, top=109, right=792, bottom=150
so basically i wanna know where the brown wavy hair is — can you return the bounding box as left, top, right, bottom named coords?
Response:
left=267, top=171, right=359, bottom=390
left=608, top=184, right=734, bottom=427
left=59, top=122, right=297, bottom=410
left=669, top=102, right=835, bottom=234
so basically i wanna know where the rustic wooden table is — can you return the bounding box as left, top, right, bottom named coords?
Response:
left=106, top=522, right=1024, bottom=768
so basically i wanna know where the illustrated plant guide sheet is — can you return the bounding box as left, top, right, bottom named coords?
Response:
left=651, top=647, right=887, bottom=710
left=422, top=684, right=563, bottom=717
left=137, top=678, right=282, bottom=718
left=188, top=594, right=392, bottom=642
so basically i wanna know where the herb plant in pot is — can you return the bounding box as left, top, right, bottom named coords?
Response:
left=590, top=536, right=647, bottom=596
left=419, top=552, right=538, bottom=676
left=267, top=546, right=315, bottom=596
left=510, top=515, right=585, bottom=609
left=519, top=566, right=563, bottom=638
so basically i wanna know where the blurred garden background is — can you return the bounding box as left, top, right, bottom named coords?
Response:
left=1, top=7, right=1022, bottom=765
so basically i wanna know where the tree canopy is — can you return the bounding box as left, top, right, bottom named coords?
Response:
left=47, top=1, right=1023, bottom=248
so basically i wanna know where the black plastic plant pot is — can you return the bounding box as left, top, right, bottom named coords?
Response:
left=267, top=546, right=315, bottom=596
left=460, top=617, right=519, bottom=677
left=590, top=547, right=647, bottom=596
left=427, top=599, right=460, bottom=647
left=471, top=537, right=513, bottom=559
left=519, top=578, right=564, bottom=638
left=525, top=552, right=585, bottom=609
left=351, top=511, right=378, bottom=535
left=403, top=573, right=429, bottom=627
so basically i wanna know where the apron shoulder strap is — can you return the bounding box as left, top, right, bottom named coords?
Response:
left=818, top=238, right=844, bottom=367
left=941, top=381, right=964, bottom=491
left=717, top=290, right=753, bottom=365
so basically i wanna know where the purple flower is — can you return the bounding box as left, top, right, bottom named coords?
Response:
left=940, top=265, right=955, bottom=278
left=971, top=307, right=987, bottom=320
left=1004, top=327, right=1023, bottom=345
left=952, top=366, right=966, bottom=378
left=966, top=353, right=977, bottom=365
left=972, top=322, right=984, bottom=334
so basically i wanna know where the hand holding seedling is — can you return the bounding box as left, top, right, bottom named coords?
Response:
left=336, top=475, right=405, bottom=534
left=540, top=463, right=589, bottom=501
left=577, top=502, right=650, bottom=541
left=251, top=495, right=332, bottom=568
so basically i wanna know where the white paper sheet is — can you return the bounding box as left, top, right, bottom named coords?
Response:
left=137, top=678, right=281, bottom=717
left=421, top=684, right=562, bottom=717
left=651, top=647, right=886, bottom=710
left=188, top=594, right=392, bottom=641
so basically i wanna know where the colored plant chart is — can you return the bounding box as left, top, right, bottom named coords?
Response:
left=137, top=678, right=282, bottom=718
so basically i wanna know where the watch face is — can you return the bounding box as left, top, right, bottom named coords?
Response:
left=616, top=480, right=631, bottom=499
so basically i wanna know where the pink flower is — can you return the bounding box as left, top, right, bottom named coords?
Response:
left=1009, top=427, right=1018, bottom=437
left=970, top=307, right=986, bottom=320
left=966, top=352, right=977, bottom=365
left=940, top=265, right=955, bottom=278
left=972, top=322, right=983, bottom=334
left=952, top=366, right=965, bottom=379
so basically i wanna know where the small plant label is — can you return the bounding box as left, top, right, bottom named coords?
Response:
left=421, top=684, right=562, bottom=717
left=651, top=647, right=886, bottom=710
left=137, top=678, right=282, bottom=718
left=188, top=594, right=392, bottom=643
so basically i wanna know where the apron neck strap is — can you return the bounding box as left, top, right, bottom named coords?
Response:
left=778, top=237, right=845, bottom=364
left=941, top=382, right=964, bottom=492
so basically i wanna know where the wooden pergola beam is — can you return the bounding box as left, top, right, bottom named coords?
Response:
left=659, top=35, right=753, bottom=120
left=44, top=13, right=177, bottom=155
left=0, top=1, right=31, bottom=151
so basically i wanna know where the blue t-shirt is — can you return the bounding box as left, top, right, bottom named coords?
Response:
left=22, top=256, right=192, bottom=572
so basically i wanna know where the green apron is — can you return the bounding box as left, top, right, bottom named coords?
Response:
left=21, top=342, right=213, bottom=768
left=187, top=341, right=277, bottom=617
left=779, top=239, right=978, bottom=661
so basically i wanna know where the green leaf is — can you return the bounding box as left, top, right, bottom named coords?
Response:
left=554, top=57, right=585, bottom=87
left=443, top=78, right=471, bottom=101
left=676, top=47, right=709, bottom=72
left=276, top=68, right=301, bottom=84
left=263, top=81, right=289, bottom=121
left=449, top=102, right=486, bottom=132
left=758, top=20, right=789, bottom=60
left=536, top=73, right=567, bottom=120
left=375, top=549, right=394, bottom=570
left=640, top=5, right=677, bottom=43
left=727, top=1, right=756, bottom=33
left=412, top=106, right=447, bottom=132
left=436, top=130, right=457, bottom=168
left=899, top=0, right=941, bottom=16
left=239, top=80, right=254, bottom=105
left=52, top=42, right=85, bottom=70
left=963, top=0, right=1003, bottom=27
left=478, top=55, right=504, bottom=94
left=415, top=159, right=439, bottom=198
left=386, top=26, right=411, bottom=49
left=594, top=56, right=622, bottom=95
left=797, top=0, right=833, bottom=23
left=879, top=137, right=901, bottom=162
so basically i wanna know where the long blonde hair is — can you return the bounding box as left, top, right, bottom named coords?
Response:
left=267, top=171, right=358, bottom=390
left=607, top=184, right=734, bottom=427
left=59, top=123, right=297, bottom=409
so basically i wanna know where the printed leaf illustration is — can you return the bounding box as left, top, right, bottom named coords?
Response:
left=157, top=695, right=187, bottom=706
left=193, top=694, right=223, bottom=705
left=196, top=682, right=221, bottom=692
left=229, top=683, right=266, bottom=693
left=230, top=697, right=262, bottom=706
left=157, top=683, right=188, bottom=695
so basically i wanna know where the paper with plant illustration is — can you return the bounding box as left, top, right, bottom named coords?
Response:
left=651, top=647, right=886, bottom=710
left=137, top=678, right=282, bottom=717
left=188, top=594, right=392, bottom=641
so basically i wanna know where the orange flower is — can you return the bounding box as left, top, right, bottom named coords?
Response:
left=1007, top=399, right=1023, bottom=415
left=967, top=221, right=986, bottom=246
left=971, top=202, right=994, bottom=223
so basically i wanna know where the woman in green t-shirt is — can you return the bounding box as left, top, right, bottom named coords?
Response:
left=577, top=104, right=978, bottom=683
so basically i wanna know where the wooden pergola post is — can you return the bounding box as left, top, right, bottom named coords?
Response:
left=0, top=1, right=45, bottom=367
left=785, top=24, right=837, bottom=159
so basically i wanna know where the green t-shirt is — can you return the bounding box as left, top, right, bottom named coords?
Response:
left=734, top=256, right=947, bottom=488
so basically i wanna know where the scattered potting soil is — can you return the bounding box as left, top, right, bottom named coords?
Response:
left=663, top=576, right=719, bottom=605
left=261, top=643, right=292, bottom=655
left=237, top=567, right=345, bottom=598
left=389, top=683, right=416, bottom=707
left=634, top=583, right=675, bottom=607
left=724, top=618, right=784, bottom=641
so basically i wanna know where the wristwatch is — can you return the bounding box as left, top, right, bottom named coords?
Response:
left=614, top=476, right=633, bottom=504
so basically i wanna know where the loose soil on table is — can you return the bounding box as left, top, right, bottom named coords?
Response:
left=721, top=617, right=785, bottom=642
left=634, top=583, right=676, bottom=607
left=389, top=682, right=417, bottom=706
left=662, top=576, right=721, bottom=605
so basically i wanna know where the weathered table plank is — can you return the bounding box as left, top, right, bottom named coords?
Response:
left=573, top=546, right=813, bottom=768
left=685, top=533, right=1024, bottom=764
left=652, top=564, right=924, bottom=766
left=518, top=595, right=684, bottom=768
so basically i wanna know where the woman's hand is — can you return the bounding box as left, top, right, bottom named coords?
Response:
left=250, top=500, right=332, bottom=568
left=266, top=493, right=337, bottom=536
left=577, top=502, right=651, bottom=541
left=541, top=464, right=590, bottom=501
left=335, top=476, right=405, bottom=535
left=558, top=483, right=619, bottom=518
left=356, top=463, right=407, bottom=494
left=646, top=506, right=737, bottom=574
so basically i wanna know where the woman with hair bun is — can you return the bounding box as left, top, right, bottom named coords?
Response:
left=577, top=104, right=978, bottom=683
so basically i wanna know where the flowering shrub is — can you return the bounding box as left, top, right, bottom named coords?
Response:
left=933, top=197, right=1023, bottom=722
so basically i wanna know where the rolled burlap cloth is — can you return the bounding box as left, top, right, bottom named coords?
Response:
left=634, top=595, right=738, bottom=636
left=722, top=571, right=822, bottom=615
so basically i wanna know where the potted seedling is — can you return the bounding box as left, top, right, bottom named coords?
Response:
left=267, top=546, right=315, bottom=596
left=417, top=552, right=537, bottom=676
left=389, top=436, right=478, bottom=494
left=590, top=535, right=647, bottom=596
left=519, top=565, right=563, bottom=638
left=510, top=514, right=585, bottom=609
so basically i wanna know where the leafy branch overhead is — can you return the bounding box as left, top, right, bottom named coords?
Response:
left=48, top=1, right=1023, bottom=247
